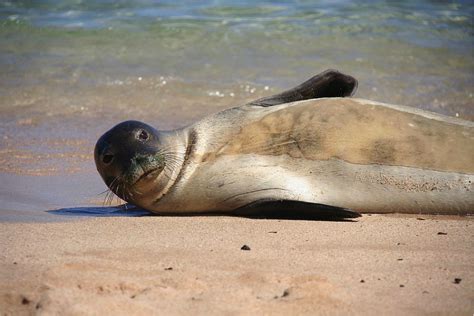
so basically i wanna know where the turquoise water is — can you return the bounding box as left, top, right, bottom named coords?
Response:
left=0, top=1, right=473, bottom=219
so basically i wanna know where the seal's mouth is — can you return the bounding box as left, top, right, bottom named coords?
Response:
left=133, top=166, right=163, bottom=185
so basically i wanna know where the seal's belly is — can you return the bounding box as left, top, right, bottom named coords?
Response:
left=155, top=154, right=474, bottom=214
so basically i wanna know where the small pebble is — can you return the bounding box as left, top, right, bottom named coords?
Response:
left=453, top=278, right=462, bottom=284
left=164, top=267, right=173, bottom=271
left=360, top=279, right=365, bottom=283
left=241, top=245, right=251, bottom=251
left=437, top=232, right=447, bottom=235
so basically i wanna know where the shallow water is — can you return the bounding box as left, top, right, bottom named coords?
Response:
left=0, top=1, right=473, bottom=221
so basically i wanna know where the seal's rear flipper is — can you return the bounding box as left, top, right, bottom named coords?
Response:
left=233, top=199, right=361, bottom=220
left=248, top=69, right=358, bottom=107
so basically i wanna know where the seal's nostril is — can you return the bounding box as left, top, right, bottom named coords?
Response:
left=103, top=154, right=114, bottom=165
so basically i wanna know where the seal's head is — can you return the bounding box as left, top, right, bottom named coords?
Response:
left=94, top=120, right=171, bottom=206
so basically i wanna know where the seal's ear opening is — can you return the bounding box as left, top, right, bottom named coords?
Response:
left=249, top=69, right=358, bottom=107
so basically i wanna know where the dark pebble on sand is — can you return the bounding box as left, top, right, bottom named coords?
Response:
left=360, top=280, right=365, bottom=283
left=273, top=289, right=290, bottom=299
left=241, top=245, right=251, bottom=251
left=21, top=297, right=30, bottom=305
left=437, top=232, right=447, bottom=235
left=165, top=267, right=173, bottom=271
left=416, top=217, right=425, bottom=220
left=453, top=278, right=462, bottom=284
left=268, top=231, right=277, bottom=234
left=397, top=258, right=403, bottom=261
left=400, top=284, right=405, bottom=288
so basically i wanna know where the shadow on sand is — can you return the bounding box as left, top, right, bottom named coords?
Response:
left=48, top=205, right=151, bottom=218
left=48, top=204, right=359, bottom=222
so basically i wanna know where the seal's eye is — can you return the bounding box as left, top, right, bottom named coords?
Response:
left=137, top=129, right=149, bottom=141
left=102, top=154, right=114, bottom=165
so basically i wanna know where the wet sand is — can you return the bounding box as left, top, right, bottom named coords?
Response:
left=1, top=214, right=473, bottom=315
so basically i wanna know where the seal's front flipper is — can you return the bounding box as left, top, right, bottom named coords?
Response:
left=233, top=199, right=361, bottom=220
left=248, top=69, right=358, bottom=107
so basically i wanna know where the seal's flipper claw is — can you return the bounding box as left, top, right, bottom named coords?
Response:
left=233, top=199, right=361, bottom=220
left=248, top=69, right=358, bottom=107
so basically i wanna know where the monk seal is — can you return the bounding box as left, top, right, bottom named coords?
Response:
left=95, top=70, right=474, bottom=217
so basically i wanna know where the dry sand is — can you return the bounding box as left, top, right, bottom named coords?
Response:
left=1, top=214, right=473, bottom=315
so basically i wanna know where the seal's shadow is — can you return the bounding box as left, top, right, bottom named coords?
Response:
left=48, top=205, right=151, bottom=217
left=49, top=204, right=358, bottom=222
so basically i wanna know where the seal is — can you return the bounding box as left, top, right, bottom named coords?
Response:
left=95, top=70, right=474, bottom=217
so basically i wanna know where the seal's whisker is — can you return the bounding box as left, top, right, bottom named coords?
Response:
left=163, top=158, right=182, bottom=169
left=102, top=190, right=110, bottom=206
left=102, top=176, right=118, bottom=206
left=104, top=175, right=124, bottom=206
left=165, top=162, right=183, bottom=169
left=161, top=159, right=181, bottom=167
left=160, top=154, right=184, bottom=163
left=118, top=182, right=128, bottom=207
left=161, top=169, right=174, bottom=181
left=98, top=189, right=111, bottom=196
left=161, top=153, right=184, bottom=160
left=123, top=184, right=132, bottom=203
left=104, top=190, right=113, bottom=206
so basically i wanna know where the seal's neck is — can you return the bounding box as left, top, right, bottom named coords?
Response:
left=130, top=129, right=189, bottom=209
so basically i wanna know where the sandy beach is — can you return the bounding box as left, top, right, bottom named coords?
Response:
left=1, top=214, right=473, bottom=315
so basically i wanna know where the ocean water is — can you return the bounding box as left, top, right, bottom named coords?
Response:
left=0, top=0, right=473, bottom=219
